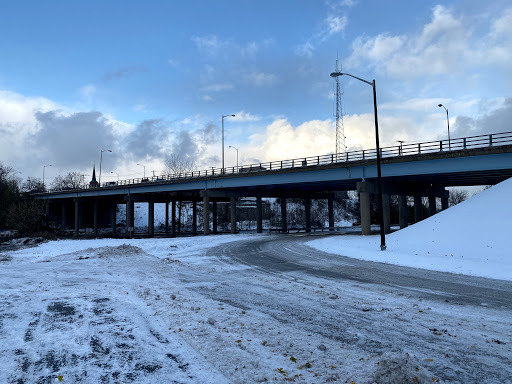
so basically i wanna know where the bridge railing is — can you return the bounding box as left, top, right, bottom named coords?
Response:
left=46, top=131, right=512, bottom=193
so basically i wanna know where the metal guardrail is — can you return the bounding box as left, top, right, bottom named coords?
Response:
left=47, top=131, right=512, bottom=193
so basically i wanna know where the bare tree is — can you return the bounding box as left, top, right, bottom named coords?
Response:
left=21, top=177, right=44, bottom=193
left=163, top=154, right=195, bottom=232
left=0, top=162, right=21, bottom=228
left=51, top=172, right=87, bottom=191
left=6, top=199, right=46, bottom=235
left=163, top=154, right=195, bottom=177
left=449, top=189, right=469, bottom=206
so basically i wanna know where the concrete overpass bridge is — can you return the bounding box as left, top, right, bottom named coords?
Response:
left=38, top=131, right=512, bottom=237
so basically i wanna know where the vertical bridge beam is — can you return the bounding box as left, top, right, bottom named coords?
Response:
left=212, top=201, right=218, bottom=234
left=203, top=196, right=210, bottom=235
left=93, top=199, right=99, bottom=236
left=305, top=198, right=311, bottom=233
left=256, top=196, right=263, bottom=234
left=192, top=201, right=197, bottom=235
left=328, top=196, right=334, bottom=231
left=171, top=201, right=176, bottom=237
left=414, top=196, right=423, bottom=223
left=280, top=198, right=287, bottom=233
left=74, top=198, right=81, bottom=236
left=398, top=195, right=408, bottom=229
left=148, top=199, right=154, bottom=237
left=230, top=197, right=237, bottom=234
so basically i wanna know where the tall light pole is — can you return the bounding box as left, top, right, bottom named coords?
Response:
left=99, top=149, right=112, bottom=185
left=330, top=71, right=386, bottom=250
left=229, top=145, right=239, bottom=169
left=137, top=163, right=146, bottom=179
left=111, top=171, right=119, bottom=183
left=438, top=104, right=451, bottom=150
left=43, top=164, right=52, bottom=192
left=222, top=114, right=235, bottom=172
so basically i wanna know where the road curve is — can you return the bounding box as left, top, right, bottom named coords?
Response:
left=209, top=233, right=512, bottom=310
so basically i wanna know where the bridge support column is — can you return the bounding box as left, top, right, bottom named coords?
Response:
left=441, top=196, right=449, bottom=210
left=305, top=198, right=311, bottom=233
left=212, top=201, right=218, bottom=234
left=428, top=196, right=437, bottom=216
left=414, top=196, right=423, bottom=223
left=359, top=191, right=371, bottom=235
left=61, top=201, right=67, bottom=229
left=126, top=197, right=134, bottom=238
left=230, top=197, right=237, bottom=234
left=280, top=198, right=287, bottom=233
left=203, top=196, right=210, bottom=235
left=171, top=201, right=176, bottom=237
left=93, top=199, right=99, bottom=236
left=398, top=195, right=408, bottom=229
left=383, top=193, right=391, bottom=234
left=74, top=198, right=81, bottom=236
left=165, top=202, right=169, bottom=233
left=45, top=201, right=50, bottom=218
left=328, top=196, right=334, bottom=231
left=110, top=203, right=117, bottom=235
left=192, top=201, right=197, bottom=235
left=148, top=200, right=154, bottom=237
left=256, top=196, right=263, bottom=234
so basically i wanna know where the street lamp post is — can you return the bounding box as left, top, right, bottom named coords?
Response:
left=438, top=104, right=451, bottom=150
left=222, top=114, right=235, bottom=172
left=43, top=164, right=52, bottom=192
left=137, top=163, right=146, bottom=179
left=111, top=171, right=119, bottom=183
left=99, top=149, right=112, bottom=186
left=397, top=140, right=404, bottom=156
left=229, top=145, right=239, bottom=169
left=330, top=71, right=386, bottom=250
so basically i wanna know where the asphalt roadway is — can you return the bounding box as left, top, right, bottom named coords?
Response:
left=209, top=233, right=512, bottom=310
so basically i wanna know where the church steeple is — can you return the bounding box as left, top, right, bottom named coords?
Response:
left=89, top=163, right=99, bottom=188
left=91, top=164, right=97, bottom=182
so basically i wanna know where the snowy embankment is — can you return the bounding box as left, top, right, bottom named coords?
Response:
left=308, top=178, right=512, bottom=281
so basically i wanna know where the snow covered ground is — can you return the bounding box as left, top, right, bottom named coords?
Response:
left=1, top=179, right=511, bottom=383
left=308, top=178, right=512, bottom=281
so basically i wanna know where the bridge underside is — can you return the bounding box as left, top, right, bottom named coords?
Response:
left=39, top=145, right=512, bottom=238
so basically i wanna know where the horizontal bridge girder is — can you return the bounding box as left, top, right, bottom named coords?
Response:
left=36, top=145, right=512, bottom=201
left=357, top=181, right=449, bottom=198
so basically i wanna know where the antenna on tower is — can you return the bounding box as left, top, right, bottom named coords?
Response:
left=334, top=59, right=346, bottom=161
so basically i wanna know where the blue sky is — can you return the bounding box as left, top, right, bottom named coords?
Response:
left=1, top=0, right=511, bottom=182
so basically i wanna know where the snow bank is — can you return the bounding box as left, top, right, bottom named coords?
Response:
left=308, top=178, right=512, bottom=281
left=365, top=352, right=443, bottom=384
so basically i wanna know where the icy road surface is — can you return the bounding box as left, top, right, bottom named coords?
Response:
left=1, top=234, right=511, bottom=383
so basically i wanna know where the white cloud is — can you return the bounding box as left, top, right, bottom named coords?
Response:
left=77, top=84, right=97, bottom=99
left=295, top=11, right=348, bottom=57
left=133, top=104, right=147, bottom=112
left=231, top=111, right=260, bottom=123
left=192, top=35, right=273, bottom=58
left=326, top=15, right=348, bottom=36
left=294, top=41, right=315, bottom=57
left=346, top=6, right=512, bottom=78
left=200, top=83, right=234, bottom=92
left=192, top=35, right=231, bottom=56
left=244, top=119, right=335, bottom=162
left=244, top=71, right=277, bottom=87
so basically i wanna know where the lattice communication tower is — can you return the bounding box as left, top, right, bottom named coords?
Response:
left=334, top=60, right=346, bottom=161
